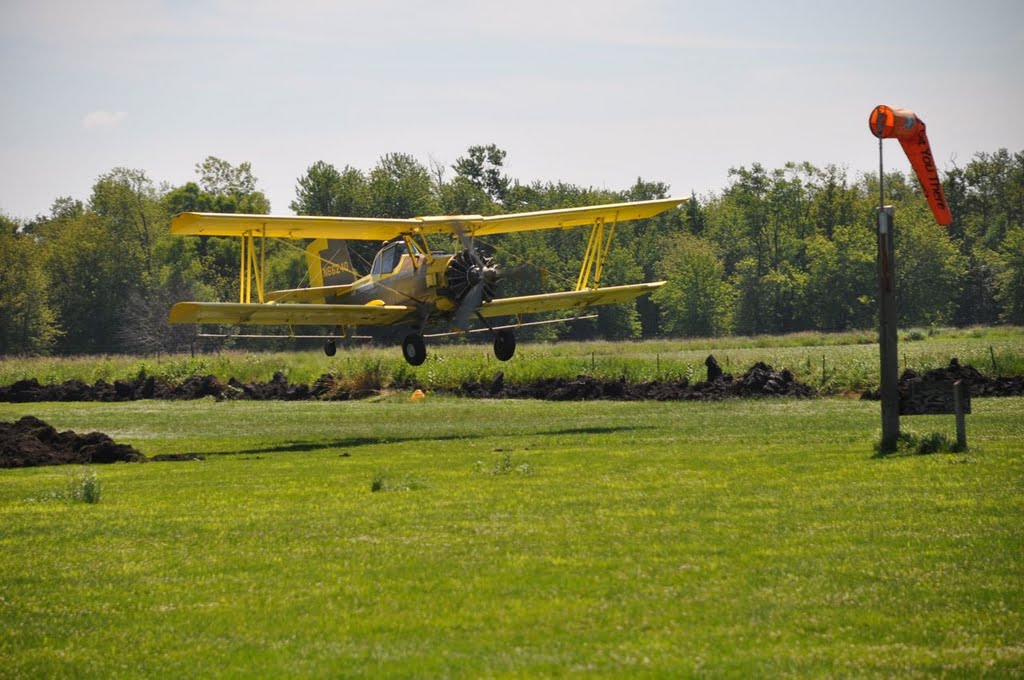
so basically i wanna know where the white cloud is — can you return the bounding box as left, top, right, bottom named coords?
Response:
left=82, top=110, right=128, bottom=129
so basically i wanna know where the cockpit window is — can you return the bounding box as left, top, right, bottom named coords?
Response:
left=371, top=241, right=417, bottom=277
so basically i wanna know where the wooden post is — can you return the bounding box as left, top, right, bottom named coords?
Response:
left=877, top=206, right=900, bottom=452
left=953, top=380, right=968, bottom=450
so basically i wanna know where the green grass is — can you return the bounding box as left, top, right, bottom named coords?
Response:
left=2, top=325, right=1023, bottom=395
left=1, top=396, right=1022, bottom=677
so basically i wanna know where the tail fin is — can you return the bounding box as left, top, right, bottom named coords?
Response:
left=306, top=238, right=357, bottom=288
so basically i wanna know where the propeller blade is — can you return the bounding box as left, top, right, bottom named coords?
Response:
left=497, top=263, right=535, bottom=284
left=452, top=223, right=484, bottom=267
left=454, top=281, right=485, bottom=330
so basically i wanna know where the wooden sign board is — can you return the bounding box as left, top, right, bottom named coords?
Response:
left=899, top=380, right=971, bottom=416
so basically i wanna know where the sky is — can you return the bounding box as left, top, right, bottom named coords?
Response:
left=1, top=0, right=1022, bottom=219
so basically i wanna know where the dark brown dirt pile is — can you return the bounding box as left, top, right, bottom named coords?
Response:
left=1, top=416, right=146, bottom=468
left=455, top=359, right=817, bottom=401
left=860, top=358, right=1024, bottom=400
left=11, top=356, right=1019, bottom=403
left=0, top=372, right=326, bottom=403
left=0, top=360, right=819, bottom=403
left=0, top=375, right=223, bottom=402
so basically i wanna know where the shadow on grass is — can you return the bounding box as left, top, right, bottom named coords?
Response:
left=184, top=425, right=653, bottom=457
left=872, top=430, right=967, bottom=459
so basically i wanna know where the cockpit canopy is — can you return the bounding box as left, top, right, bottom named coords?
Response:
left=370, top=240, right=422, bottom=278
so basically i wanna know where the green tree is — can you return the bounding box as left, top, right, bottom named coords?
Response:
left=291, top=161, right=371, bottom=216
left=164, top=182, right=214, bottom=214
left=191, top=156, right=271, bottom=213
left=452, top=144, right=511, bottom=204
left=958, top=149, right=1024, bottom=249
left=0, top=215, right=60, bottom=354
left=759, top=263, right=808, bottom=333
left=653, top=233, right=733, bottom=337
left=894, top=206, right=966, bottom=326
left=195, top=156, right=258, bottom=197
left=90, top=168, right=164, bottom=279
left=369, top=153, right=438, bottom=218
left=684, top=192, right=706, bottom=235
left=954, top=251, right=1002, bottom=326
left=804, top=224, right=875, bottom=330
left=439, top=175, right=500, bottom=215
left=807, top=164, right=858, bottom=239
left=730, top=257, right=763, bottom=335
left=995, top=225, right=1024, bottom=324
left=291, top=160, right=343, bottom=215
left=43, top=211, right=136, bottom=352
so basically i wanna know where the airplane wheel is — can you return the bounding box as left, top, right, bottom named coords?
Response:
left=402, top=334, right=427, bottom=366
left=493, top=329, right=516, bottom=361
left=324, top=339, right=337, bottom=357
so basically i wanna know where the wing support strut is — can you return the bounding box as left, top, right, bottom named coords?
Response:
left=575, top=214, right=618, bottom=291
left=239, top=226, right=268, bottom=303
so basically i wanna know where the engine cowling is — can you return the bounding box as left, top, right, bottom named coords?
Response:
left=444, top=249, right=499, bottom=304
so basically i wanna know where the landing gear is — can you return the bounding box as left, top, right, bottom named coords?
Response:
left=402, top=334, right=427, bottom=366
left=324, top=339, right=337, bottom=357
left=493, top=329, right=516, bottom=361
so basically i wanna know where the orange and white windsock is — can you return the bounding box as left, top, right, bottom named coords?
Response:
left=869, top=105, right=952, bottom=226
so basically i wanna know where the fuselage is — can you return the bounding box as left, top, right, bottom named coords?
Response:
left=335, top=241, right=458, bottom=319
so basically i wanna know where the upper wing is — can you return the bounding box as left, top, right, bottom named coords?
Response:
left=171, top=213, right=424, bottom=241
left=477, top=282, right=666, bottom=319
left=464, top=197, right=687, bottom=236
left=169, top=302, right=411, bottom=326
left=171, top=197, right=686, bottom=241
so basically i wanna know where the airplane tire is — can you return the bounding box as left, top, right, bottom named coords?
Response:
left=402, top=334, right=427, bottom=366
left=324, top=339, right=337, bottom=357
left=493, top=329, right=516, bottom=361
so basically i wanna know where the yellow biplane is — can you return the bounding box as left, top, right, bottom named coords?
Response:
left=168, top=196, right=686, bottom=365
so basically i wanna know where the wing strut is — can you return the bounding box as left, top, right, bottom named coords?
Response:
left=575, top=214, right=618, bottom=291
left=239, top=225, right=269, bottom=303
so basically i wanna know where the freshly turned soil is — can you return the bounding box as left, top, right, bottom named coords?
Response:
left=2, top=357, right=1020, bottom=405
left=860, top=358, right=1024, bottom=400
left=1, top=415, right=146, bottom=468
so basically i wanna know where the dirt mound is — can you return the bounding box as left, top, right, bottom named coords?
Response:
left=0, top=371, right=327, bottom=403
left=0, top=360, right=817, bottom=404
left=0, top=374, right=225, bottom=402
left=1, top=416, right=147, bottom=468
left=861, top=358, right=1024, bottom=400
left=455, top=359, right=816, bottom=401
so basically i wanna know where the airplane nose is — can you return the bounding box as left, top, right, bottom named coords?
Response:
left=468, top=264, right=499, bottom=285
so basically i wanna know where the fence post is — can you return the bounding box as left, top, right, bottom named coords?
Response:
left=954, top=380, right=968, bottom=450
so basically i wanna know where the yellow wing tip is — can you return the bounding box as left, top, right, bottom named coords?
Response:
left=168, top=302, right=199, bottom=324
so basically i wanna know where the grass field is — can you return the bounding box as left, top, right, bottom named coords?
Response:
left=2, top=326, right=1023, bottom=396
left=1, top=396, right=1022, bottom=677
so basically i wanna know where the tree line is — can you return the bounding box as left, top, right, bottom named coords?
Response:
left=2, top=145, right=1022, bottom=355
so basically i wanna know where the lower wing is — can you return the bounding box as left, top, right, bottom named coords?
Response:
left=169, top=302, right=412, bottom=326
left=478, top=282, right=665, bottom=319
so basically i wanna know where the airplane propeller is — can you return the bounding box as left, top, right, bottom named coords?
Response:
left=447, top=224, right=530, bottom=330
left=453, top=275, right=487, bottom=330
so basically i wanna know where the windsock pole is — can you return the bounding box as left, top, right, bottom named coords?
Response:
left=873, top=107, right=900, bottom=451
left=877, top=203, right=900, bottom=451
